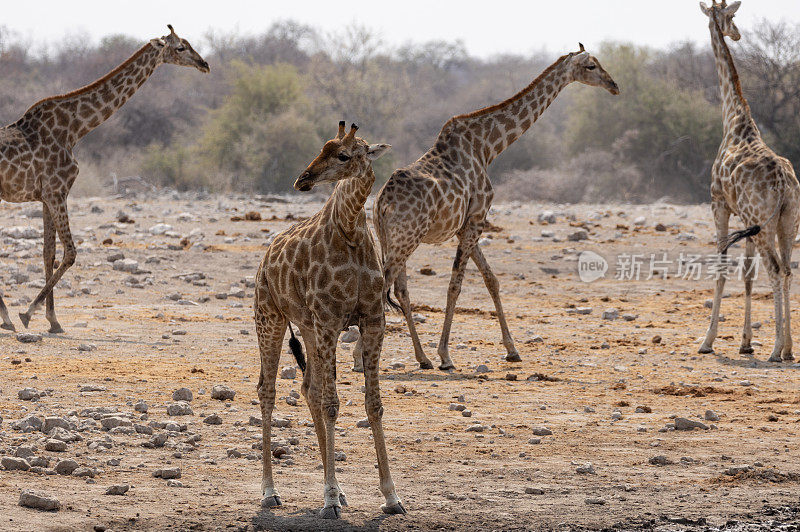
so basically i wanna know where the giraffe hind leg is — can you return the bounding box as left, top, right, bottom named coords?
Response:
left=739, top=238, right=755, bottom=355
left=43, top=204, right=63, bottom=334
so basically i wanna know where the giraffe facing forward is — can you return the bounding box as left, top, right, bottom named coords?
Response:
left=357, top=45, right=619, bottom=371
left=0, top=25, right=208, bottom=333
left=254, top=122, right=405, bottom=518
left=698, top=0, right=800, bottom=362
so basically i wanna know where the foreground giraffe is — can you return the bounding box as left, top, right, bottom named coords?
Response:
left=254, top=122, right=405, bottom=518
left=358, top=45, right=619, bottom=371
left=698, top=0, right=799, bottom=362
left=0, top=25, right=208, bottom=332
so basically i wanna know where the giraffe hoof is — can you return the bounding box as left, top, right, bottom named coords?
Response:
left=319, top=504, right=341, bottom=519
left=418, top=360, right=434, bottom=370
left=768, top=354, right=783, bottom=362
left=438, top=363, right=455, bottom=371
left=0, top=322, right=15, bottom=332
left=698, top=346, right=714, bottom=355
left=381, top=501, right=407, bottom=515
left=504, top=352, right=522, bottom=363
left=261, top=495, right=282, bottom=508
left=351, top=366, right=364, bottom=373
left=48, top=323, right=65, bottom=334
left=783, top=352, right=794, bottom=361
left=739, top=346, right=754, bottom=355
left=18, top=312, right=30, bottom=329
left=339, top=492, right=348, bottom=507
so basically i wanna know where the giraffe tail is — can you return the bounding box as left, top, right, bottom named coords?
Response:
left=374, top=195, right=402, bottom=312
left=722, top=225, right=760, bottom=253
left=287, top=323, right=306, bottom=373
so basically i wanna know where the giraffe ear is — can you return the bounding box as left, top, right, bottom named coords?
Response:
left=150, top=38, right=166, bottom=48
left=724, top=1, right=740, bottom=14
left=699, top=2, right=711, bottom=15
left=366, top=144, right=391, bottom=161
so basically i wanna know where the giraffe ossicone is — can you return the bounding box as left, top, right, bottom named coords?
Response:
left=253, top=121, right=404, bottom=518
left=355, top=44, right=618, bottom=371
left=0, top=25, right=208, bottom=333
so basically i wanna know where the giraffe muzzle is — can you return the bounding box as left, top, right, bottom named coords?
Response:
left=294, top=172, right=315, bottom=192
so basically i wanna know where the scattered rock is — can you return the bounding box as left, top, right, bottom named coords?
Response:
left=16, top=333, right=42, bottom=344
left=19, top=490, right=60, bottom=511
left=705, top=410, right=720, bottom=422
left=2, top=456, right=30, bottom=471
left=602, top=308, right=619, bottom=320
left=203, top=414, right=222, bottom=425
left=576, top=463, right=596, bottom=474
left=567, top=230, right=588, bottom=242
left=674, top=417, right=709, bottom=431
left=45, top=439, right=67, bottom=452
left=18, top=388, right=40, bottom=400
left=105, top=484, right=130, bottom=496
left=166, top=402, right=193, bottom=416
left=153, top=467, right=181, bottom=479
left=474, top=364, right=490, bottom=374
left=419, top=267, right=436, bottom=276
left=55, top=459, right=79, bottom=475
left=211, top=384, right=236, bottom=401
left=172, top=388, right=193, bottom=402
left=649, top=455, right=673, bottom=466
left=531, top=427, right=552, bottom=436
left=339, top=326, right=360, bottom=343
left=525, top=487, right=545, bottom=495
left=280, top=367, right=297, bottom=380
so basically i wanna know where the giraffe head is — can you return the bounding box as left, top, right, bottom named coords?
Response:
left=150, top=24, right=210, bottom=73
left=565, top=43, right=619, bottom=95
left=700, top=1, right=742, bottom=41
left=294, top=121, right=391, bottom=192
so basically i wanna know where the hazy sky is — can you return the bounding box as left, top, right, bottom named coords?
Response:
left=4, top=0, right=800, bottom=57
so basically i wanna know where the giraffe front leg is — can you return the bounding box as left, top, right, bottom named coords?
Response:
left=437, top=229, right=479, bottom=370
left=314, top=327, right=343, bottom=519
left=700, top=202, right=729, bottom=354
left=778, top=219, right=796, bottom=361
left=351, top=337, right=364, bottom=372
left=42, top=204, right=63, bottom=334
left=20, top=197, right=75, bottom=329
left=360, top=318, right=406, bottom=515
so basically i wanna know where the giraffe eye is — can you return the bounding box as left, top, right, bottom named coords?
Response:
left=585, top=65, right=596, bottom=70
left=337, top=154, right=351, bottom=162
left=176, top=46, right=186, bottom=52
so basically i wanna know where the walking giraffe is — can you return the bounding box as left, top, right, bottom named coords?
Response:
left=254, top=122, right=405, bottom=518
left=0, top=25, right=208, bottom=332
left=355, top=45, right=619, bottom=371
left=698, top=0, right=800, bottom=362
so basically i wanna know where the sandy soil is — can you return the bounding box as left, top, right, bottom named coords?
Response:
left=0, top=193, right=798, bottom=531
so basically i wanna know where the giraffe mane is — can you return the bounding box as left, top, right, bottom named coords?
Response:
left=451, top=53, right=570, bottom=121
left=711, top=8, right=750, bottom=115
left=23, top=43, right=154, bottom=113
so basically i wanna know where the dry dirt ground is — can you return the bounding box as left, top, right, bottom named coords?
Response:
left=0, top=193, right=799, bottom=531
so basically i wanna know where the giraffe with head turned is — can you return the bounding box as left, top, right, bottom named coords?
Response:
left=698, top=0, right=800, bottom=362
left=253, top=121, right=405, bottom=518
left=0, top=25, right=209, bottom=333
left=354, top=45, right=619, bottom=371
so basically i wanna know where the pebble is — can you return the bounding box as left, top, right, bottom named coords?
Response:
left=100, top=417, right=132, bottom=431
left=112, top=258, right=139, bottom=273
left=705, top=410, right=720, bottom=422
left=585, top=497, right=606, bottom=505
left=280, top=367, right=297, bottom=380
left=16, top=333, right=42, bottom=343
left=649, top=455, right=673, bottom=466
left=2, top=456, right=31, bottom=471
left=461, top=410, right=472, bottom=417
left=211, top=384, right=236, bottom=401
left=172, top=388, right=193, bottom=401
left=105, top=484, right=130, bottom=496
left=567, top=230, right=588, bottom=241
left=167, top=480, right=184, bottom=488
left=356, top=419, right=371, bottom=428
left=474, top=364, right=490, bottom=374
left=525, top=487, right=545, bottom=495
left=45, top=439, right=67, bottom=452
left=576, top=463, right=596, bottom=474
left=166, top=402, right=193, bottom=416
left=55, top=459, right=79, bottom=475
left=531, top=427, right=552, bottom=436
left=19, top=489, right=60, bottom=511
left=153, top=467, right=181, bottom=479
left=18, top=387, right=40, bottom=401
left=674, top=417, right=709, bottom=431
left=203, top=414, right=223, bottom=425
left=340, top=326, right=360, bottom=343
left=334, top=451, right=346, bottom=461
left=143, top=433, right=168, bottom=449
left=134, top=400, right=148, bottom=413
left=602, top=308, right=619, bottom=320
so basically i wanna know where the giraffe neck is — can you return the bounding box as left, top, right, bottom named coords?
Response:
left=450, top=54, right=572, bottom=165
left=32, top=43, right=164, bottom=146
left=331, top=166, right=374, bottom=243
left=708, top=16, right=753, bottom=137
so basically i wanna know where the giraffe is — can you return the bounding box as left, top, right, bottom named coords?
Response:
left=698, top=0, right=800, bottom=362
left=0, top=25, right=208, bottom=333
left=354, top=45, right=619, bottom=371
left=254, top=122, right=405, bottom=518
